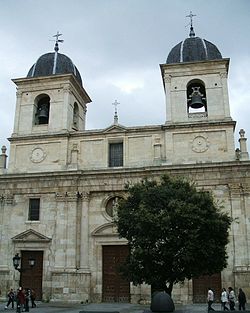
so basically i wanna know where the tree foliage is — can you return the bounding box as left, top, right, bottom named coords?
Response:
left=115, top=175, right=232, bottom=295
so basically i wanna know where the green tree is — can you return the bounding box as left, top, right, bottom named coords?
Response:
left=115, top=175, right=232, bottom=296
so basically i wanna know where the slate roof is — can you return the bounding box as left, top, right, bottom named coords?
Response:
left=167, top=37, right=222, bottom=64
left=27, top=52, right=82, bottom=86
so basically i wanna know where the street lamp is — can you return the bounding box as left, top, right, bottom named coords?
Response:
left=12, top=253, right=36, bottom=272
left=28, top=257, right=36, bottom=267
left=13, top=253, right=21, bottom=271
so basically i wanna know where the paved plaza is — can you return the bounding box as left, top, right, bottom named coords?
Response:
left=1, top=302, right=249, bottom=313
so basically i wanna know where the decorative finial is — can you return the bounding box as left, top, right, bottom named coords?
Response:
left=112, top=100, right=120, bottom=125
left=186, top=11, right=196, bottom=37
left=1, top=146, right=7, bottom=155
left=53, top=31, right=64, bottom=52
left=239, top=129, right=245, bottom=138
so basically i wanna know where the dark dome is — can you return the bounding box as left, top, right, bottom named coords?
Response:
left=166, top=37, right=222, bottom=64
left=27, top=52, right=82, bottom=86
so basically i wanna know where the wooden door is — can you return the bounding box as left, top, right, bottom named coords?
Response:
left=20, top=251, right=43, bottom=300
left=193, top=273, right=221, bottom=303
left=102, top=245, right=130, bottom=302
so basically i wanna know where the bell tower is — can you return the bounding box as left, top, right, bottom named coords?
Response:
left=11, top=33, right=91, bottom=138
left=8, top=34, right=91, bottom=173
left=160, top=17, right=237, bottom=164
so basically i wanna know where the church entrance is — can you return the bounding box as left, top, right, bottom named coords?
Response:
left=102, top=245, right=130, bottom=302
left=193, top=273, right=221, bottom=303
left=20, top=251, right=43, bottom=300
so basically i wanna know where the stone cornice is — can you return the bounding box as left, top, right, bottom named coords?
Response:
left=1, top=160, right=250, bottom=178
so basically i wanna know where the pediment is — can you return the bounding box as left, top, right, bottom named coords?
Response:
left=103, top=124, right=127, bottom=133
left=91, top=223, right=118, bottom=237
left=12, top=229, right=51, bottom=243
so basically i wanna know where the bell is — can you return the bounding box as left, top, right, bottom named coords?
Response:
left=190, top=93, right=204, bottom=109
left=189, top=87, right=205, bottom=109
left=38, top=108, right=48, bottom=119
left=38, top=104, right=49, bottom=124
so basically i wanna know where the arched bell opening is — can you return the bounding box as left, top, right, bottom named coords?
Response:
left=187, top=80, right=207, bottom=114
left=34, top=94, right=50, bottom=125
left=72, top=102, right=79, bottom=130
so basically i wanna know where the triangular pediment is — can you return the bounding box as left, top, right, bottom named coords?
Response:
left=12, top=229, right=51, bottom=242
left=103, top=124, right=127, bottom=133
left=91, top=223, right=118, bottom=237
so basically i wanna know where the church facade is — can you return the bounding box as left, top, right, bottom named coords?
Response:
left=0, top=27, right=250, bottom=304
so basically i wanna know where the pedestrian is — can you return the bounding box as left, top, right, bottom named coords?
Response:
left=207, top=287, right=215, bottom=311
left=16, top=287, right=25, bottom=313
left=5, top=288, right=15, bottom=310
left=221, top=288, right=229, bottom=311
left=228, top=287, right=236, bottom=310
left=24, top=289, right=31, bottom=312
left=30, top=289, right=36, bottom=308
left=238, top=288, right=246, bottom=311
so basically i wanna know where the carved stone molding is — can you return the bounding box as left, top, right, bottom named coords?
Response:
left=228, top=183, right=250, bottom=194
left=55, top=191, right=90, bottom=202
left=16, top=90, right=22, bottom=97
left=81, top=192, right=90, bottom=202
left=220, top=72, right=228, bottom=79
left=191, top=135, right=210, bottom=153
left=188, top=112, right=208, bottom=119
left=55, top=192, right=79, bottom=202
left=164, top=75, right=171, bottom=83
left=30, top=146, right=47, bottom=163
left=0, top=194, right=14, bottom=205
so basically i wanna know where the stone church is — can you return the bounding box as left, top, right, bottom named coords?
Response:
left=0, top=24, right=250, bottom=304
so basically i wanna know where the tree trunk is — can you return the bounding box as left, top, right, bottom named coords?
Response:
left=152, top=281, right=174, bottom=297
left=164, top=281, right=173, bottom=297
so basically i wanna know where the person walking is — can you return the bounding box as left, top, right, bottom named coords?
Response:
left=30, top=289, right=36, bottom=308
left=221, top=288, right=229, bottom=311
left=16, top=287, right=25, bottom=313
left=238, top=288, right=246, bottom=311
left=228, top=287, right=236, bottom=310
left=5, top=288, right=15, bottom=310
left=24, top=289, right=31, bottom=312
left=207, top=287, right=215, bottom=311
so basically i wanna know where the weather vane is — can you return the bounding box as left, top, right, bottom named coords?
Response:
left=53, top=31, right=64, bottom=52
left=112, top=100, right=120, bottom=125
left=186, top=11, right=196, bottom=37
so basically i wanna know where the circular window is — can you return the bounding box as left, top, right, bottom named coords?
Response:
left=105, top=196, right=122, bottom=218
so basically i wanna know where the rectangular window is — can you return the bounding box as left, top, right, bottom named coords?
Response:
left=109, top=142, right=123, bottom=167
left=28, top=198, right=40, bottom=221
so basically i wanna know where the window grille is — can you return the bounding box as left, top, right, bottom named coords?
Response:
left=109, top=143, right=123, bottom=167
left=28, top=198, right=40, bottom=221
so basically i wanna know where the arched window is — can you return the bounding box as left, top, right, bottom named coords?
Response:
left=187, top=79, right=207, bottom=114
left=73, top=102, right=79, bottom=129
left=35, top=95, right=50, bottom=125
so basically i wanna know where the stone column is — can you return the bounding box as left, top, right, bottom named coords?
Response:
left=164, top=74, right=172, bottom=123
left=13, top=90, right=22, bottom=135
left=239, top=129, right=249, bottom=160
left=80, top=192, right=90, bottom=270
left=62, top=86, right=71, bottom=130
left=220, top=71, right=231, bottom=118
left=0, top=146, right=7, bottom=169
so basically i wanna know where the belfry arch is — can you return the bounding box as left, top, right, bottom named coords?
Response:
left=34, top=94, right=50, bottom=125
left=186, top=79, right=207, bottom=114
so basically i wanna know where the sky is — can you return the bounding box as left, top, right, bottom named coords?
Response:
left=1, top=0, right=250, bottom=153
